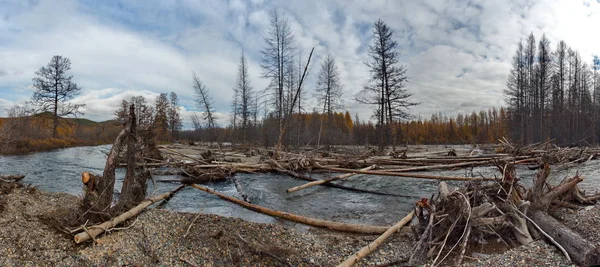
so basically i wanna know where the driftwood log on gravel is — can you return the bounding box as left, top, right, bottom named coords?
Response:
left=527, top=164, right=600, bottom=266
left=74, top=185, right=185, bottom=243
left=408, top=160, right=600, bottom=266
left=190, top=183, right=390, bottom=234
left=337, top=210, right=414, bottom=267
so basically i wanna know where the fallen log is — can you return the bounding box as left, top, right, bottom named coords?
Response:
left=160, top=147, right=209, bottom=165
left=527, top=164, right=600, bottom=265
left=286, top=165, right=375, bottom=193
left=383, top=160, right=493, bottom=172
left=315, top=165, right=500, bottom=181
left=530, top=210, right=600, bottom=266
left=270, top=160, right=408, bottom=197
left=337, top=210, right=414, bottom=267
left=189, top=183, right=390, bottom=234
left=74, top=185, right=185, bottom=243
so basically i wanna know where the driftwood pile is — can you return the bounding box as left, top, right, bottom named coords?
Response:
left=63, top=108, right=600, bottom=267
left=408, top=161, right=600, bottom=266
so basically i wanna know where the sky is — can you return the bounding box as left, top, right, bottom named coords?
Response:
left=0, top=0, right=599, bottom=127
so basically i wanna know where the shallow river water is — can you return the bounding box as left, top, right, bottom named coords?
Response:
left=1, top=145, right=599, bottom=227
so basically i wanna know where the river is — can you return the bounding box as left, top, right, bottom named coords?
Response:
left=1, top=145, right=599, bottom=227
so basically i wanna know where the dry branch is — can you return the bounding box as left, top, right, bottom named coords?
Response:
left=189, top=183, right=390, bottom=234
left=337, top=210, right=414, bottom=267
left=286, top=165, right=375, bottom=193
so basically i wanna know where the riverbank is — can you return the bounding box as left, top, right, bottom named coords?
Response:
left=0, top=138, right=110, bottom=155
left=0, top=178, right=589, bottom=266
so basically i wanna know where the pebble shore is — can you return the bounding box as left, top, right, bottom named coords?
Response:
left=0, top=183, right=596, bottom=266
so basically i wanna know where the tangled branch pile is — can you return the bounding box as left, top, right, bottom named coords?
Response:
left=409, top=160, right=600, bottom=266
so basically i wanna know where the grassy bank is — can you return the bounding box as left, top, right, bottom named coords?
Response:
left=0, top=112, right=121, bottom=155
left=0, top=138, right=111, bottom=155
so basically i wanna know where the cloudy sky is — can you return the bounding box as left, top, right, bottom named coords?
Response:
left=1, top=0, right=599, bottom=127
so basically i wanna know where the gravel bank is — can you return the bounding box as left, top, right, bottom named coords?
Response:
left=0, top=180, right=597, bottom=266
left=0, top=183, right=413, bottom=266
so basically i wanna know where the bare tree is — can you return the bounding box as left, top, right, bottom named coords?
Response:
left=0, top=104, right=33, bottom=150
left=168, top=92, right=182, bottom=141
left=260, top=9, right=296, bottom=136
left=153, top=93, right=169, bottom=141
left=31, top=55, right=85, bottom=138
left=190, top=112, right=202, bottom=131
left=358, top=19, right=416, bottom=151
left=275, top=47, right=314, bottom=152
left=114, top=96, right=154, bottom=127
left=232, top=51, right=254, bottom=143
left=192, top=72, right=217, bottom=141
left=315, top=54, right=343, bottom=150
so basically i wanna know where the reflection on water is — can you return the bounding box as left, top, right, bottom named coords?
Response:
left=1, top=145, right=599, bottom=226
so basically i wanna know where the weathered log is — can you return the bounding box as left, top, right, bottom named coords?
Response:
left=384, top=160, right=494, bottom=172
left=530, top=210, right=600, bottom=266
left=270, top=160, right=408, bottom=197
left=315, top=165, right=500, bottom=181
left=74, top=185, right=185, bottom=243
left=160, top=146, right=209, bottom=164
left=528, top=163, right=600, bottom=265
left=189, top=183, right=390, bottom=234
left=337, top=210, right=414, bottom=267
left=286, top=165, right=375, bottom=193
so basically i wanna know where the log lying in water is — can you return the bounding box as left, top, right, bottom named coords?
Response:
left=269, top=160, right=408, bottom=197
left=337, top=210, right=414, bottom=267
left=383, top=160, right=494, bottom=172
left=315, top=165, right=500, bottom=181
left=286, top=165, right=375, bottom=193
left=189, top=183, right=390, bottom=234
left=74, top=185, right=185, bottom=243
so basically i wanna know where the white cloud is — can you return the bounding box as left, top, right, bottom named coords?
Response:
left=0, top=0, right=599, bottom=126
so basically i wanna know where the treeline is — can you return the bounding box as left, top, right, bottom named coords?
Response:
left=114, top=92, right=182, bottom=142
left=180, top=107, right=509, bottom=146
left=0, top=109, right=121, bottom=154
left=184, top=13, right=418, bottom=150
left=505, top=32, right=600, bottom=145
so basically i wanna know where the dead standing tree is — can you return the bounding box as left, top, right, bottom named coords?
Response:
left=31, top=55, right=85, bottom=138
left=81, top=104, right=149, bottom=221
left=275, top=47, right=314, bottom=154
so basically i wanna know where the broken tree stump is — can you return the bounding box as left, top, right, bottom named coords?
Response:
left=527, top=164, right=600, bottom=266
left=81, top=104, right=151, bottom=222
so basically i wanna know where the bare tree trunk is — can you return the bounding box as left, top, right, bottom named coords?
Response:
left=81, top=104, right=137, bottom=222
left=116, top=104, right=149, bottom=211
left=53, top=96, right=58, bottom=138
